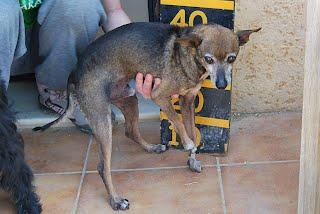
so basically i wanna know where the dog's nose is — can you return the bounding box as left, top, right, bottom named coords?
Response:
left=216, top=79, right=227, bottom=89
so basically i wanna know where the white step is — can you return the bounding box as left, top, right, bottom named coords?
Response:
left=7, top=80, right=160, bottom=129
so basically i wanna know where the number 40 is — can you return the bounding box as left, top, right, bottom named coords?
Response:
left=170, top=9, right=208, bottom=27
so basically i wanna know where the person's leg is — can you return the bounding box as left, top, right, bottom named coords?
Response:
left=35, top=0, right=107, bottom=131
left=0, top=0, right=26, bottom=88
left=36, top=0, right=107, bottom=89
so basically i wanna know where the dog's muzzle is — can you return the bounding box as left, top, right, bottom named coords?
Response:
left=215, top=69, right=227, bottom=90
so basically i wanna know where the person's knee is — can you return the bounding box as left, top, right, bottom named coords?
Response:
left=52, top=0, right=105, bottom=27
left=0, top=0, right=21, bottom=27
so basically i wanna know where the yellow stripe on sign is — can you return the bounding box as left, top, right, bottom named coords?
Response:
left=160, top=111, right=230, bottom=128
left=202, top=79, right=232, bottom=90
left=160, top=0, right=234, bottom=11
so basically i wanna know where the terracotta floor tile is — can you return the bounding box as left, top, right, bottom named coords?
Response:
left=222, top=163, right=299, bottom=214
left=0, top=190, right=15, bottom=214
left=35, top=174, right=80, bottom=213
left=86, top=121, right=216, bottom=171
left=0, top=175, right=80, bottom=214
left=78, top=168, right=222, bottom=213
left=22, top=127, right=90, bottom=173
left=221, top=112, right=301, bottom=164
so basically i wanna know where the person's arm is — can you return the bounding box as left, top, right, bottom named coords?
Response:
left=101, top=0, right=131, bottom=31
left=101, top=1, right=178, bottom=99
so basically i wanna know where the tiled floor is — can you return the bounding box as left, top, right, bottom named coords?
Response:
left=0, top=112, right=301, bottom=214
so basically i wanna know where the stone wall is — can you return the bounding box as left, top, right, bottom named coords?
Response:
left=232, top=0, right=305, bottom=113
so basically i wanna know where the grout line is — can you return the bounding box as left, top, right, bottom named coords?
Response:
left=35, top=171, right=83, bottom=176
left=71, top=135, right=93, bottom=214
left=34, top=160, right=300, bottom=176
left=34, top=165, right=217, bottom=176
left=249, top=159, right=299, bottom=165
left=219, top=162, right=246, bottom=167
left=87, top=164, right=218, bottom=173
left=216, top=157, right=227, bottom=214
left=219, top=159, right=299, bottom=167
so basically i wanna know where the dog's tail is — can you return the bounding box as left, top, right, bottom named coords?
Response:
left=33, top=83, right=77, bottom=132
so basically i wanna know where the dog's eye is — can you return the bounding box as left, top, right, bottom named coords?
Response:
left=227, top=55, right=236, bottom=63
left=204, top=56, right=214, bottom=64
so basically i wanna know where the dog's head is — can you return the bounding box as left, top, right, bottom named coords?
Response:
left=176, top=25, right=261, bottom=89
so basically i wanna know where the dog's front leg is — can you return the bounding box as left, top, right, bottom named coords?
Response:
left=180, top=92, right=202, bottom=173
left=180, top=92, right=197, bottom=142
left=152, top=96, right=201, bottom=172
left=154, top=97, right=194, bottom=149
left=151, top=83, right=201, bottom=172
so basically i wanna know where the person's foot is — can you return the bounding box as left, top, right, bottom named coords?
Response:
left=37, top=84, right=93, bottom=134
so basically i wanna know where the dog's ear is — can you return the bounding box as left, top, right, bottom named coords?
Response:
left=175, top=34, right=202, bottom=48
left=236, top=28, right=261, bottom=46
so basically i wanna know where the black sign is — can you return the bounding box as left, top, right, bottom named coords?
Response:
left=149, top=0, right=235, bottom=154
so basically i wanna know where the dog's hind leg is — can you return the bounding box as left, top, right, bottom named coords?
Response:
left=112, top=93, right=167, bottom=153
left=83, top=90, right=129, bottom=211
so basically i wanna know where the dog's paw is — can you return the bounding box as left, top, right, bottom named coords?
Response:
left=110, top=197, right=130, bottom=211
left=187, top=157, right=202, bottom=173
left=150, top=144, right=167, bottom=154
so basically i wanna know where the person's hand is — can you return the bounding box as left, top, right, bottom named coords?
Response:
left=135, top=73, right=179, bottom=99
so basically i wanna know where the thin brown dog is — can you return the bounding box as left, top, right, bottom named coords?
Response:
left=34, top=22, right=260, bottom=210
